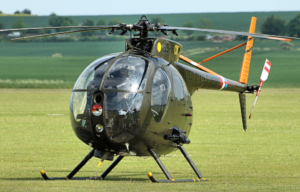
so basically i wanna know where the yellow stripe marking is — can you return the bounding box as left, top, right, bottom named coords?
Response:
left=97, top=161, right=102, bottom=167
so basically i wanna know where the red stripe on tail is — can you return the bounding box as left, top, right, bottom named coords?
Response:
left=264, top=66, right=270, bottom=73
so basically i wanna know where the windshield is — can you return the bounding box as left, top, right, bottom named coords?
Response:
left=73, top=55, right=117, bottom=90
left=102, top=56, right=148, bottom=91
left=104, top=92, right=143, bottom=143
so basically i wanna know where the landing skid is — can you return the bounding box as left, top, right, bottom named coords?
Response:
left=40, top=149, right=124, bottom=180
left=147, top=146, right=207, bottom=183
left=40, top=145, right=207, bottom=182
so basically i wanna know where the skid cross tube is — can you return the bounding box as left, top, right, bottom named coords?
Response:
left=148, top=148, right=173, bottom=180
left=41, top=149, right=95, bottom=180
left=178, top=145, right=204, bottom=179
left=147, top=146, right=207, bottom=183
left=100, top=155, right=124, bottom=179
left=40, top=149, right=125, bottom=180
left=66, top=149, right=95, bottom=179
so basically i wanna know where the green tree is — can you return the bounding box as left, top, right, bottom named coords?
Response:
left=261, top=15, right=285, bottom=35
left=14, top=10, right=20, bottom=14
left=198, top=18, right=212, bottom=29
left=280, top=41, right=293, bottom=50
left=287, top=13, right=300, bottom=37
left=97, top=19, right=107, bottom=26
left=22, top=9, right=31, bottom=15
left=97, top=19, right=107, bottom=35
left=36, top=27, right=52, bottom=35
left=49, top=15, right=76, bottom=32
left=0, top=22, right=5, bottom=29
left=108, top=19, right=122, bottom=25
left=12, top=18, right=27, bottom=29
left=235, top=35, right=248, bottom=41
left=182, top=21, right=194, bottom=36
left=151, top=17, right=165, bottom=24
left=81, top=19, right=95, bottom=36
left=0, top=10, right=3, bottom=14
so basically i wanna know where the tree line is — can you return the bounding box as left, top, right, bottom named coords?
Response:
left=0, top=9, right=32, bottom=15
left=261, top=14, right=300, bottom=37
left=1, top=13, right=300, bottom=42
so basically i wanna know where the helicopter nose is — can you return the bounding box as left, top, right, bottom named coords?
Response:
left=102, top=92, right=143, bottom=143
left=91, top=91, right=105, bottom=137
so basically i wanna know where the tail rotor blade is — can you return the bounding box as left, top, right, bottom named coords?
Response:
left=249, top=59, right=271, bottom=119
left=249, top=88, right=260, bottom=119
left=260, top=59, right=271, bottom=81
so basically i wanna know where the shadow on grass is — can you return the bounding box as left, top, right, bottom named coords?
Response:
left=0, top=171, right=168, bottom=181
left=0, top=177, right=42, bottom=181
left=0, top=176, right=149, bottom=181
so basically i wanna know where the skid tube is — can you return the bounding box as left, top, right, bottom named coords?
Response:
left=147, top=146, right=207, bottom=183
left=40, top=148, right=124, bottom=180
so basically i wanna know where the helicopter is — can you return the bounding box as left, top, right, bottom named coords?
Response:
left=1, top=15, right=299, bottom=183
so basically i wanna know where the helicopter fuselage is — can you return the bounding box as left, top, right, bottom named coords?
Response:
left=70, top=38, right=194, bottom=157
left=70, top=37, right=247, bottom=158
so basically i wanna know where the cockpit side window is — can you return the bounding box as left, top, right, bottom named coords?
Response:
left=102, top=56, right=148, bottom=91
left=173, top=75, right=184, bottom=101
left=151, top=68, right=171, bottom=122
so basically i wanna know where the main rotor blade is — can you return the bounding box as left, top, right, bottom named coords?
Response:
left=158, top=26, right=300, bottom=41
left=11, top=28, right=112, bottom=41
left=0, top=25, right=118, bottom=32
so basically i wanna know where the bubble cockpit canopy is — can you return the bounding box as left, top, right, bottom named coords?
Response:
left=70, top=54, right=150, bottom=143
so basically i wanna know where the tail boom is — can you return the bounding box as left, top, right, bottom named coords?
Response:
left=173, top=62, right=247, bottom=95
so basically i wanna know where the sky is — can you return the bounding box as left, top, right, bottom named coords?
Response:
left=0, top=0, right=300, bottom=16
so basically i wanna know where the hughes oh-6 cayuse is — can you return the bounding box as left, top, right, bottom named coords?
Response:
left=1, top=15, right=299, bottom=183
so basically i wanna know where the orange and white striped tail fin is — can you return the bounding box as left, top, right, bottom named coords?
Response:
left=239, top=17, right=257, bottom=84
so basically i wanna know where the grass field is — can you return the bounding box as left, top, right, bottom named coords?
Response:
left=0, top=89, right=299, bottom=191
left=0, top=40, right=299, bottom=88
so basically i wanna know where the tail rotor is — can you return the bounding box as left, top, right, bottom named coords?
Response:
left=249, top=59, right=271, bottom=119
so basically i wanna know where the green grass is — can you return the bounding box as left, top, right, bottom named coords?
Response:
left=0, top=57, right=97, bottom=88
left=1, top=40, right=299, bottom=88
left=0, top=88, right=299, bottom=191
left=0, top=42, right=125, bottom=57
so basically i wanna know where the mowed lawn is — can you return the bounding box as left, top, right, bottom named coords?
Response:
left=0, top=89, right=299, bottom=191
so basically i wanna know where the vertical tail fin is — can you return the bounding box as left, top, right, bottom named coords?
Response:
left=238, top=17, right=257, bottom=131
left=239, top=17, right=257, bottom=84
left=239, top=93, right=247, bottom=131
